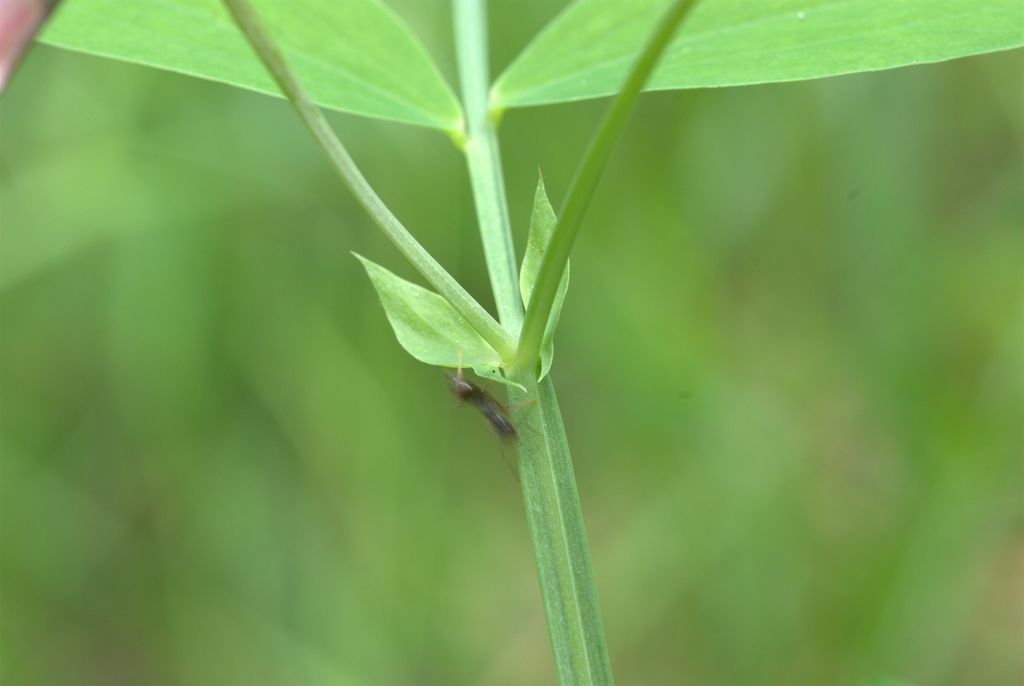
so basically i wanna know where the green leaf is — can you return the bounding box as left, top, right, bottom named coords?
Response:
left=519, top=174, right=569, bottom=381
left=493, top=0, right=1024, bottom=109
left=354, top=254, right=519, bottom=388
left=39, top=0, right=463, bottom=131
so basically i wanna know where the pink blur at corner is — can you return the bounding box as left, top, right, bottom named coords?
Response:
left=0, top=0, right=59, bottom=92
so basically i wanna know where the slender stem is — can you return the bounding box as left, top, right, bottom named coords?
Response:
left=453, top=0, right=523, bottom=331
left=515, top=0, right=699, bottom=373
left=454, top=2, right=613, bottom=684
left=507, top=371, right=614, bottom=685
left=222, top=0, right=516, bottom=361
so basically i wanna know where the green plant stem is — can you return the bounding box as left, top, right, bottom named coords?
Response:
left=507, top=371, right=614, bottom=685
left=454, top=1, right=613, bottom=684
left=222, top=0, right=515, bottom=361
left=514, top=0, right=699, bottom=374
left=453, top=0, right=522, bottom=331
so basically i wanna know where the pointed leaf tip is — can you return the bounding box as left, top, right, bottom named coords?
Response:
left=354, top=253, right=521, bottom=388
left=38, top=0, right=462, bottom=129
left=519, top=174, right=570, bottom=380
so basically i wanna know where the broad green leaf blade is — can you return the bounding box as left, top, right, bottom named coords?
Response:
left=493, top=0, right=1024, bottom=109
left=39, top=0, right=462, bottom=131
left=519, top=174, right=569, bottom=381
left=354, top=254, right=519, bottom=388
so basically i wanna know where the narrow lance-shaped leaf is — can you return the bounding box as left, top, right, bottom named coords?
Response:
left=354, top=254, right=520, bottom=389
left=519, top=174, right=569, bottom=381
left=39, top=0, right=463, bottom=131
left=493, top=0, right=1024, bottom=109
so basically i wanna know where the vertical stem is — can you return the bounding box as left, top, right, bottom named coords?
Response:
left=508, top=371, right=615, bottom=686
left=453, top=0, right=522, bottom=331
left=454, top=2, right=614, bottom=684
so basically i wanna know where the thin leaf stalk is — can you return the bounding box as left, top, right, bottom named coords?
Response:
left=222, top=0, right=515, bottom=361
left=453, top=0, right=523, bottom=330
left=514, top=0, right=700, bottom=374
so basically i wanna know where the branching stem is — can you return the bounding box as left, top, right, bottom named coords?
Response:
left=454, top=2, right=614, bottom=684
left=514, top=0, right=700, bottom=374
left=224, top=1, right=700, bottom=683
left=222, top=0, right=516, bottom=361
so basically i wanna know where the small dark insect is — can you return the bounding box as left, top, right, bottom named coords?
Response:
left=445, top=366, right=516, bottom=441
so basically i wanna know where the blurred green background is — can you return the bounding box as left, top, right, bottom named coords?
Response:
left=1, top=2, right=1022, bottom=684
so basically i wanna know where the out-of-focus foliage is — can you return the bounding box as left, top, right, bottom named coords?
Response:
left=2, top=1, right=1022, bottom=683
